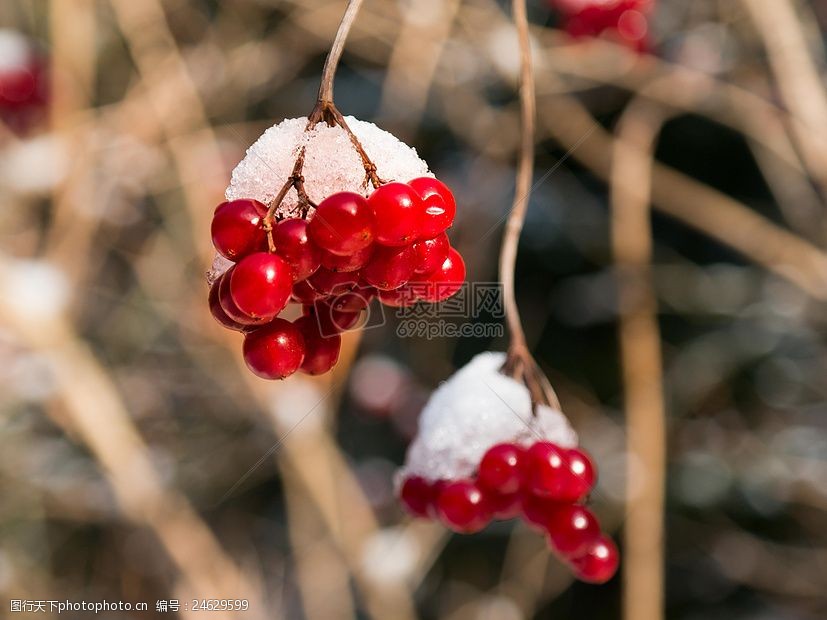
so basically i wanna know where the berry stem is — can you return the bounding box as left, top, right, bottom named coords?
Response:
left=499, top=0, right=560, bottom=411
left=265, top=0, right=383, bottom=208
left=317, top=0, right=364, bottom=105
left=307, top=100, right=384, bottom=189
left=264, top=148, right=310, bottom=249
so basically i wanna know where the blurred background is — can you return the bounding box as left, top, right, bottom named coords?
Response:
left=3, top=0, right=827, bottom=618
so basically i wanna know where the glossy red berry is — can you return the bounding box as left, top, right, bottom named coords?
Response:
left=412, top=247, right=465, bottom=303
left=304, top=302, right=362, bottom=336
left=368, top=182, right=423, bottom=246
left=570, top=535, right=620, bottom=584
left=556, top=0, right=651, bottom=51
left=307, top=267, right=359, bottom=296
left=293, top=315, right=341, bottom=375
left=211, top=199, right=268, bottom=260
left=399, top=476, right=435, bottom=518
left=412, top=233, right=450, bottom=275
left=377, top=284, right=419, bottom=307
left=308, top=192, right=374, bottom=255
left=273, top=217, right=321, bottom=281
left=291, top=279, right=323, bottom=304
left=208, top=276, right=246, bottom=331
left=563, top=447, right=597, bottom=502
left=435, top=480, right=491, bottom=533
left=488, top=491, right=522, bottom=520
left=329, top=287, right=374, bottom=313
left=320, top=244, right=374, bottom=273
left=362, top=245, right=416, bottom=291
left=545, top=505, right=601, bottom=557
left=230, top=252, right=293, bottom=321
left=218, top=268, right=266, bottom=327
left=525, top=442, right=571, bottom=499
left=521, top=491, right=559, bottom=529
left=242, top=319, right=305, bottom=380
left=478, top=443, right=524, bottom=495
left=408, top=177, right=456, bottom=239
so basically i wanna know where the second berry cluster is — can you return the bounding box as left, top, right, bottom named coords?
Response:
left=399, top=440, right=618, bottom=584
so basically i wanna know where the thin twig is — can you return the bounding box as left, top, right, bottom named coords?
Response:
left=499, top=0, right=561, bottom=410
left=610, top=99, right=668, bottom=620
left=533, top=89, right=827, bottom=300
left=499, top=0, right=535, bottom=354
left=317, top=0, right=365, bottom=104
left=741, top=0, right=827, bottom=199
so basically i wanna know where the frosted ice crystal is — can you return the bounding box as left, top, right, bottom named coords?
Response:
left=399, top=352, right=578, bottom=482
left=206, top=253, right=233, bottom=286
left=226, top=116, right=431, bottom=213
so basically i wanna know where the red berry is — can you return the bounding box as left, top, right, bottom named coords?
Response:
left=412, top=233, right=450, bottom=275
left=304, top=302, right=362, bottom=335
left=273, top=217, right=321, bottom=281
left=211, top=199, right=268, bottom=260
left=563, top=447, right=597, bottom=502
left=521, top=492, right=560, bottom=529
left=291, top=279, right=323, bottom=304
left=478, top=443, right=524, bottom=495
left=488, top=491, right=522, bottom=520
left=362, top=245, right=416, bottom=291
left=320, top=244, right=374, bottom=273
left=308, top=192, right=374, bottom=255
left=230, top=252, right=293, bottom=321
left=329, top=287, right=374, bottom=313
left=525, top=442, right=571, bottom=499
left=367, top=182, right=422, bottom=246
left=293, top=316, right=341, bottom=375
left=377, top=285, right=419, bottom=307
left=399, top=476, right=435, bottom=518
left=408, top=177, right=456, bottom=239
left=435, top=480, right=491, bottom=533
left=218, top=268, right=266, bottom=327
left=209, top=276, right=246, bottom=331
left=545, top=505, right=601, bottom=557
left=307, top=267, right=359, bottom=296
left=411, top=247, right=465, bottom=303
left=570, top=535, right=620, bottom=584
left=242, top=319, right=305, bottom=380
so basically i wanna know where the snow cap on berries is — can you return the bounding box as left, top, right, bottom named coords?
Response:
left=227, top=116, right=431, bottom=215
left=399, top=352, right=578, bottom=482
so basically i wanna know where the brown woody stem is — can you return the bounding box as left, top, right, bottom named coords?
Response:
left=500, top=0, right=560, bottom=411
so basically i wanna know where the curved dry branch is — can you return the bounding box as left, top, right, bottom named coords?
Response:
left=610, top=98, right=668, bottom=620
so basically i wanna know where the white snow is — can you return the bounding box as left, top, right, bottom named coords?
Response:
left=226, top=116, right=431, bottom=213
left=399, top=352, right=578, bottom=482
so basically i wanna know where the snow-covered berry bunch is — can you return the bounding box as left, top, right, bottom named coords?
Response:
left=551, top=0, right=654, bottom=50
left=208, top=103, right=466, bottom=380
left=397, top=352, right=619, bottom=584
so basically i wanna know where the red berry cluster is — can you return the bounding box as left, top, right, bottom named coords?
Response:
left=399, top=441, right=618, bottom=584
left=208, top=177, right=466, bottom=380
left=551, top=0, right=653, bottom=50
